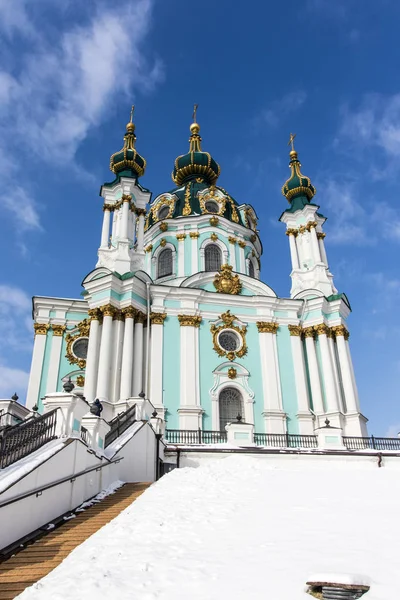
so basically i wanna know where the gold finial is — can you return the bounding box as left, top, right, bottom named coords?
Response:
left=190, top=103, right=200, bottom=135
left=126, top=105, right=135, bottom=133
left=288, top=132, right=298, bottom=159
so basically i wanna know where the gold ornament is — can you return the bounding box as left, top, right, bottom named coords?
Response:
left=227, top=367, right=237, bottom=379
left=88, top=308, right=102, bottom=321
left=160, top=222, right=168, bottom=232
left=51, top=325, right=66, bottom=337
left=76, top=375, right=85, bottom=388
left=331, top=325, right=350, bottom=340
left=176, top=233, right=187, bottom=241
left=136, top=312, right=146, bottom=324
left=122, top=306, right=137, bottom=319
left=34, top=323, right=50, bottom=335
left=160, top=238, right=167, bottom=247
left=306, top=220, right=318, bottom=231
left=177, top=314, right=202, bottom=327
left=250, top=234, right=257, bottom=243
left=314, top=323, right=330, bottom=336
left=151, top=197, right=175, bottom=222
left=199, top=192, right=225, bottom=216
left=209, top=216, right=219, bottom=226
left=213, top=264, right=242, bottom=295
left=298, top=225, right=307, bottom=234
left=317, top=232, right=326, bottom=240
left=145, top=244, right=153, bottom=253
left=210, top=233, right=218, bottom=242
left=135, top=207, right=147, bottom=217
left=182, top=184, right=192, bottom=216
left=238, top=240, right=246, bottom=248
left=100, top=304, right=116, bottom=318
left=114, top=310, right=124, bottom=321
left=103, top=203, right=115, bottom=212
left=150, top=312, right=167, bottom=325
left=189, top=231, right=200, bottom=239
left=302, top=326, right=315, bottom=338
left=65, top=317, right=91, bottom=369
left=285, top=228, right=298, bottom=237
left=122, top=193, right=132, bottom=203
left=288, top=324, right=302, bottom=336
left=210, top=310, right=247, bottom=361
left=228, top=236, right=237, bottom=244
left=256, top=322, right=278, bottom=334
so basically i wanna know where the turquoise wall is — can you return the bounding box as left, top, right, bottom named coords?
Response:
left=315, top=337, right=327, bottom=411
left=162, top=316, right=181, bottom=429
left=276, top=327, right=299, bottom=433
left=37, top=332, right=53, bottom=411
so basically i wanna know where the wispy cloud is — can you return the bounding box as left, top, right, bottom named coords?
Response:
left=255, top=91, right=307, bottom=129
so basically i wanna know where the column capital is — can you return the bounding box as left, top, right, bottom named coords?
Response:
left=51, top=324, right=66, bottom=337
left=285, top=228, right=298, bottom=237
left=314, top=323, right=330, bottom=336
left=256, top=321, right=278, bottom=334
left=113, top=309, right=124, bottom=321
left=100, top=304, right=117, bottom=318
left=136, top=311, right=146, bottom=324
left=34, top=323, right=50, bottom=335
left=122, top=306, right=137, bottom=319
left=228, top=236, right=237, bottom=244
left=302, top=326, right=315, bottom=339
left=150, top=312, right=167, bottom=325
left=190, top=231, right=200, bottom=239
left=178, top=314, right=202, bottom=327
left=121, top=193, right=132, bottom=203
left=88, top=308, right=102, bottom=321
left=135, top=207, right=147, bottom=217
left=238, top=240, right=246, bottom=248
left=317, top=232, right=326, bottom=240
left=306, top=220, right=318, bottom=230
left=209, top=216, right=219, bottom=226
left=102, top=203, right=114, bottom=212
left=288, top=324, right=302, bottom=336
left=332, top=325, right=350, bottom=340
left=176, top=233, right=187, bottom=242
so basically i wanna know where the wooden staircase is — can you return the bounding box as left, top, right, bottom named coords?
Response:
left=0, top=482, right=150, bottom=599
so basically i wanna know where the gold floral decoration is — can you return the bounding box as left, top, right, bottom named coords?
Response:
left=182, top=184, right=192, bottom=216
left=34, top=323, right=50, bottom=336
left=76, top=375, right=85, bottom=388
left=122, top=306, right=137, bottom=319
left=228, top=236, right=237, bottom=244
left=100, top=304, right=116, bottom=318
left=51, top=325, right=66, bottom=336
left=160, top=222, right=168, bottom=232
left=176, top=233, right=187, bottom=241
left=213, top=264, right=242, bottom=295
left=160, top=238, right=167, bottom=247
left=177, top=314, right=202, bottom=327
left=256, top=322, right=278, bottom=334
left=210, top=233, right=218, bottom=242
left=88, top=308, right=102, bottom=321
left=288, top=324, right=302, bottom=336
left=209, top=216, right=219, bottom=226
left=210, top=310, right=247, bottom=361
left=189, top=231, right=200, bottom=239
left=150, top=312, right=167, bottom=325
left=227, top=367, right=237, bottom=379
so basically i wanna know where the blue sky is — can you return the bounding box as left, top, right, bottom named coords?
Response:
left=1, top=0, right=399, bottom=436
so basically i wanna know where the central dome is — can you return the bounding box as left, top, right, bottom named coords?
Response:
left=172, top=122, right=220, bottom=185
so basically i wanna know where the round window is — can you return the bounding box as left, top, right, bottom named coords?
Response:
left=158, top=205, right=170, bottom=220
left=205, top=200, right=219, bottom=214
left=72, top=338, right=89, bottom=360
left=218, top=330, right=240, bottom=352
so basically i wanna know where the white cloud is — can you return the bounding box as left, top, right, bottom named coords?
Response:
left=0, top=365, right=29, bottom=399
left=256, top=91, right=307, bottom=128
left=0, top=284, right=31, bottom=312
left=0, top=285, right=33, bottom=354
left=1, top=187, right=41, bottom=231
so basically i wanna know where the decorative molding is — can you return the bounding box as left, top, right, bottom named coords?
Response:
left=135, top=208, right=147, bottom=217
left=103, top=203, right=115, bottom=212
left=288, top=324, right=302, bottom=336
left=34, top=323, right=50, bottom=336
left=136, top=312, right=146, bottom=324
left=177, top=314, right=202, bottom=327
left=159, top=222, right=168, bottom=232
left=227, top=367, right=237, bottom=379
left=209, top=216, right=219, bottom=226
left=151, top=196, right=175, bottom=223
left=65, top=318, right=90, bottom=369
left=210, top=310, right=247, bottom=362
left=210, top=233, right=218, bottom=242
left=189, top=231, right=200, bottom=239
left=88, top=308, right=102, bottom=321
left=176, top=233, right=187, bottom=242
left=238, top=240, right=246, bottom=248
left=150, top=312, right=167, bottom=325
left=122, top=193, right=132, bottom=203
left=285, top=228, right=298, bottom=237
left=317, top=232, right=326, bottom=240
left=256, top=322, right=278, bottom=334
left=160, top=238, right=167, bottom=247
left=122, top=306, right=137, bottom=319
left=228, top=236, right=237, bottom=244
left=302, top=326, right=315, bottom=338
left=76, top=375, right=85, bottom=388
left=51, top=324, right=66, bottom=336
left=182, top=184, right=192, bottom=216
left=331, top=325, right=350, bottom=340
left=213, top=264, right=242, bottom=295
left=114, top=309, right=124, bottom=321
left=313, top=323, right=330, bottom=336
left=145, top=244, right=153, bottom=253
left=100, top=304, right=117, bottom=318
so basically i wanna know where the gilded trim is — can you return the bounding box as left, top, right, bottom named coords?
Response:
left=122, top=306, right=137, bottom=319
left=314, top=323, right=330, bottom=336
left=288, top=324, right=302, bottom=336
left=256, top=322, right=278, bottom=334
left=177, top=314, right=202, bottom=327
left=88, top=308, right=102, bottom=321
left=213, top=264, right=242, bottom=295
left=302, top=326, right=315, bottom=338
left=34, top=323, right=50, bottom=336
left=136, top=312, right=146, bottom=324
left=189, top=231, right=200, bottom=239
left=211, top=310, right=247, bottom=362
left=176, top=233, right=187, bottom=242
left=150, top=312, right=167, bottom=325
left=100, top=304, right=117, bottom=318
left=52, top=325, right=66, bottom=337
left=331, top=325, right=350, bottom=340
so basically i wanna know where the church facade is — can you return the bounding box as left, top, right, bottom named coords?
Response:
left=25, top=111, right=368, bottom=437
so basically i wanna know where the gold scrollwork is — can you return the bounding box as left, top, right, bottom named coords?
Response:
left=302, top=326, right=315, bottom=338
left=256, top=322, right=278, bottom=334
left=150, top=312, right=167, bottom=325
left=65, top=316, right=91, bottom=369
left=199, top=191, right=226, bottom=216
left=182, top=184, right=191, bottom=216
left=288, top=324, right=303, bottom=336
left=151, top=196, right=175, bottom=223
left=51, top=325, right=66, bottom=336
left=213, top=264, right=242, bottom=295
left=244, top=208, right=258, bottom=230
left=34, top=323, right=50, bottom=336
left=122, top=306, right=137, bottom=319
left=211, top=310, right=247, bottom=361
left=177, top=314, right=202, bottom=327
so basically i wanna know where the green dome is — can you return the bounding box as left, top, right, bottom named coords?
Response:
left=282, top=150, right=316, bottom=202
left=110, top=119, right=146, bottom=179
left=145, top=179, right=244, bottom=230
left=172, top=123, right=220, bottom=185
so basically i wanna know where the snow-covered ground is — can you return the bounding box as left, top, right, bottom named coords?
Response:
left=17, top=455, right=400, bottom=600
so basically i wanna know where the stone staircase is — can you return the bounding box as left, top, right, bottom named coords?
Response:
left=0, top=482, right=150, bottom=599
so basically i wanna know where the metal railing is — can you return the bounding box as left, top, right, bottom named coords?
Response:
left=105, top=404, right=136, bottom=448
left=80, top=426, right=89, bottom=445
left=254, top=432, right=318, bottom=448
left=0, top=409, right=58, bottom=469
left=0, top=412, right=23, bottom=429
left=165, top=429, right=227, bottom=445
left=343, top=435, right=400, bottom=451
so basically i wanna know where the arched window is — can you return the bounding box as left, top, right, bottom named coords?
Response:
left=219, top=387, right=244, bottom=431
left=158, top=205, right=170, bottom=220
left=205, top=200, right=219, bottom=214
left=248, top=260, right=255, bottom=278
left=205, top=244, right=222, bottom=272
left=158, top=248, right=173, bottom=278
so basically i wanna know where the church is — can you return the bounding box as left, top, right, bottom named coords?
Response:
left=25, top=108, right=368, bottom=438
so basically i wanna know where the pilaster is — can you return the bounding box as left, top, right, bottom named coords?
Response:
left=257, top=322, right=286, bottom=434
left=149, top=312, right=167, bottom=411
left=46, top=325, right=66, bottom=394
left=26, top=324, right=50, bottom=410
left=288, top=325, right=314, bottom=434
left=84, top=309, right=101, bottom=404
left=178, top=314, right=202, bottom=429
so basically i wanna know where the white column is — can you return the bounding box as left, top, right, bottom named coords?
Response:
left=314, top=324, right=340, bottom=414
left=190, top=232, right=199, bottom=275
left=178, top=316, right=201, bottom=429
left=120, top=196, right=130, bottom=239
left=309, top=224, right=322, bottom=263
left=238, top=242, right=246, bottom=273
left=100, top=208, right=111, bottom=248
left=145, top=247, right=152, bottom=274
left=177, top=234, right=186, bottom=277
left=96, top=306, right=115, bottom=401
left=318, top=233, right=328, bottom=266
left=132, top=313, right=145, bottom=395
left=257, top=323, right=286, bottom=434
left=288, top=325, right=313, bottom=433
left=328, top=335, right=344, bottom=411
left=120, top=308, right=135, bottom=400
left=149, top=313, right=166, bottom=408
left=303, top=328, right=324, bottom=414
left=136, top=210, right=146, bottom=251
left=229, top=238, right=237, bottom=271
left=84, top=311, right=101, bottom=404
left=110, top=312, right=124, bottom=402
left=26, top=324, right=49, bottom=410
left=334, top=327, right=359, bottom=413
left=286, top=231, right=300, bottom=269
left=111, top=210, right=117, bottom=241
left=46, top=325, right=65, bottom=394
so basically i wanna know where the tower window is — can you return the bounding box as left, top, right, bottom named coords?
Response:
left=205, top=244, right=222, bottom=272
left=219, top=387, right=244, bottom=431
left=248, top=260, right=255, bottom=278
left=158, top=248, right=173, bottom=278
left=218, top=330, right=240, bottom=352
left=205, top=200, right=219, bottom=214
left=158, top=205, right=170, bottom=220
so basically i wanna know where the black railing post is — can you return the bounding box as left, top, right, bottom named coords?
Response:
left=371, top=434, right=376, bottom=450
left=286, top=431, right=290, bottom=448
left=198, top=428, right=202, bottom=444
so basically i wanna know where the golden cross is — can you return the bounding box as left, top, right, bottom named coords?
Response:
left=130, top=105, right=135, bottom=123
left=192, top=103, right=198, bottom=123
left=288, top=132, right=296, bottom=151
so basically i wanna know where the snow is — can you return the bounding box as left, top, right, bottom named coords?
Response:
left=75, top=480, right=125, bottom=511
left=0, top=440, right=65, bottom=495
left=16, top=455, right=400, bottom=600
left=104, top=421, right=144, bottom=458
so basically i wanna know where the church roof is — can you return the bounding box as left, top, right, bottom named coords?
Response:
left=282, top=135, right=316, bottom=204
left=109, top=107, right=146, bottom=179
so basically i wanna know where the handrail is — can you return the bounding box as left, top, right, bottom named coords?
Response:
left=0, top=457, right=123, bottom=509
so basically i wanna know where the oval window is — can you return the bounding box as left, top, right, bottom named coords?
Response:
left=218, top=330, right=240, bottom=352
left=205, top=200, right=219, bottom=214
left=158, top=205, right=170, bottom=220
left=72, top=337, right=89, bottom=359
